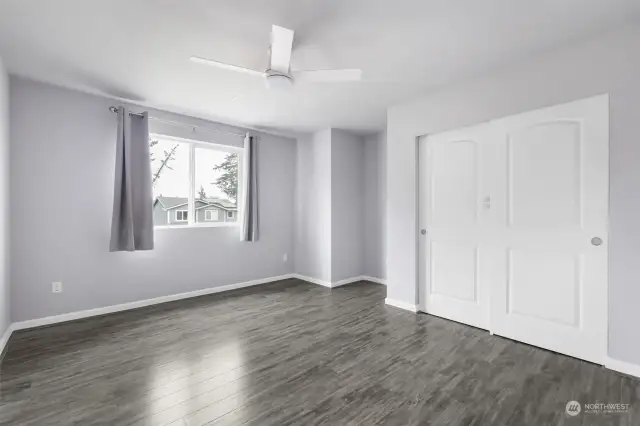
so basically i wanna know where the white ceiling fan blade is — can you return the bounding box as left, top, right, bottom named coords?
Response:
left=269, top=25, right=294, bottom=74
left=293, top=69, right=362, bottom=82
left=190, top=56, right=264, bottom=77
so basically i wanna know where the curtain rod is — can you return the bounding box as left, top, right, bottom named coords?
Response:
left=109, top=106, right=246, bottom=138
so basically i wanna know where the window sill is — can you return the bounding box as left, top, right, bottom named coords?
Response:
left=155, top=223, right=239, bottom=230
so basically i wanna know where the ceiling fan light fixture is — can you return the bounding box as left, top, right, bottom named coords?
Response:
left=191, top=25, right=362, bottom=89
left=265, top=73, right=293, bottom=90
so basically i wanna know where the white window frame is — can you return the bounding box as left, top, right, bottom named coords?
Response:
left=175, top=210, right=188, bottom=222
left=205, top=209, right=219, bottom=221
left=153, top=133, right=243, bottom=230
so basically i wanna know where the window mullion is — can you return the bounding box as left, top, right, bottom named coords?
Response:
left=188, top=143, right=195, bottom=225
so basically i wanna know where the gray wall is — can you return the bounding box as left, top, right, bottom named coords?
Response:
left=363, top=131, right=386, bottom=280
left=386, top=24, right=640, bottom=365
left=330, top=129, right=364, bottom=282
left=9, top=77, right=296, bottom=322
left=295, top=129, right=373, bottom=283
left=294, top=129, right=332, bottom=282
left=0, top=57, right=9, bottom=337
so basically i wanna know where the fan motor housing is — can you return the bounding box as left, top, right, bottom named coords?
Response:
left=265, top=73, right=293, bottom=90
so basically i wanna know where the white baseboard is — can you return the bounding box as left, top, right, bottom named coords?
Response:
left=290, top=274, right=332, bottom=288
left=12, top=273, right=296, bottom=331
left=0, top=323, right=15, bottom=357
left=362, top=276, right=387, bottom=285
left=385, top=298, right=418, bottom=313
left=291, top=274, right=373, bottom=288
left=605, top=356, right=640, bottom=379
left=10, top=273, right=376, bottom=333
left=332, top=276, right=366, bottom=288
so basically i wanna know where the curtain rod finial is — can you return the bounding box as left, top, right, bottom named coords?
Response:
left=109, top=106, right=119, bottom=113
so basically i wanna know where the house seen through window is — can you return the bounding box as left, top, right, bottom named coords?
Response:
left=150, top=135, right=241, bottom=227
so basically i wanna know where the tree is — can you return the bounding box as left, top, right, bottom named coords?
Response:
left=213, top=153, right=238, bottom=202
left=149, top=139, right=179, bottom=187
left=197, top=185, right=207, bottom=200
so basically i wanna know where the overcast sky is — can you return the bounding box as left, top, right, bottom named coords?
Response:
left=150, top=138, right=232, bottom=201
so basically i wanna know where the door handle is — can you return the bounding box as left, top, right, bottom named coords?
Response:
left=591, top=237, right=603, bottom=246
left=420, top=229, right=427, bottom=236
left=482, top=196, right=491, bottom=210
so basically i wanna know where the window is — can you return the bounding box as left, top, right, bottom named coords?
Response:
left=205, top=209, right=219, bottom=221
left=150, top=135, right=242, bottom=228
left=227, top=211, right=235, bottom=219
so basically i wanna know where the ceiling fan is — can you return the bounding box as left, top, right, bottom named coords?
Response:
left=190, top=25, right=362, bottom=90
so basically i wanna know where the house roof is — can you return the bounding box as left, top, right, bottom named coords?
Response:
left=155, top=196, right=237, bottom=211
left=155, top=196, right=186, bottom=209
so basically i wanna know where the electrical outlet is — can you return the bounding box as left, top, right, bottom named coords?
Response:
left=52, top=282, right=62, bottom=293
left=283, top=253, right=288, bottom=262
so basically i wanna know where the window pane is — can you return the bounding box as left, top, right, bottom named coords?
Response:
left=194, top=147, right=238, bottom=224
left=150, top=138, right=190, bottom=226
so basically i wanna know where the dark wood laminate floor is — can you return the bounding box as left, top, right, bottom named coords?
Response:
left=0, top=279, right=638, bottom=426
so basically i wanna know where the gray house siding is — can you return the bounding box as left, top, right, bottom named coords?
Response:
left=153, top=203, right=170, bottom=226
left=153, top=199, right=237, bottom=226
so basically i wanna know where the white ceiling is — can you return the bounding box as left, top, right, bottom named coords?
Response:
left=1, top=0, right=639, bottom=134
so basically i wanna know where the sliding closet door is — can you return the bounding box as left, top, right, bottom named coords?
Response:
left=490, top=95, right=609, bottom=364
left=418, top=124, right=498, bottom=330
left=419, top=95, right=609, bottom=364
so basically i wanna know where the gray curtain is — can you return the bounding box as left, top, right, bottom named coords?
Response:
left=241, top=133, right=258, bottom=241
left=109, top=107, right=154, bottom=251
